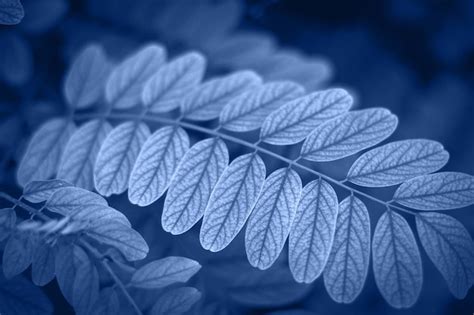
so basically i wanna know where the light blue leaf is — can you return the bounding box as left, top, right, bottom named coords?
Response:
left=64, top=44, right=112, bottom=109
left=128, top=126, right=189, bottom=206
left=289, top=179, right=338, bottom=283
left=23, top=179, right=73, bottom=203
left=393, top=172, right=474, bottom=210
left=142, top=52, right=206, bottom=113
left=301, top=108, right=398, bottom=161
left=162, top=138, right=228, bottom=235
left=86, top=220, right=148, bottom=261
left=2, top=232, right=34, bottom=279
left=106, top=44, right=166, bottom=109
left=0, top=32, right=32, bottom=85
left=372, top=210, right=423, bottom=308
left=94, top=122, right=150, bottom=196
left=0, top=0, right=24, bottom=25
left=32, top=241, right=56, bottom=286
left=181, top=70, right=262, bottom=120
left=0, top=273, right=52, bottom=315
left=200, top=153, right=266, bottom=252
left=17, top=118, right=75, bottom=187
left=0, top=208, right=16, bottom=241
left=58, top=119, right=112, bottom=190
left=130, top=256, right=201, bottom=289
left=150, top=287, right=201, bottom=315
left=416, top=212, right=474, bottom=299
left=347, top=139, right=449, bottom=187
left=260, top=88, right=352, bottom=145
left=73, top=252, right=99, bottom=315
left=219, top=81, right=305, bottom=132
left=324, top=195, right=370, bottom=303
left=246, top=168, right=302, bottom=270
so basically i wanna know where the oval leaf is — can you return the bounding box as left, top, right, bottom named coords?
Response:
left=301, top=108, right=398, bottom=161
left=245, top=168, right=302, bottom=270
left=324, top=195, right=371, bottom=303
left=32, top=242, right=56, bottom=286
left=23, top=179, right=73, bottom=203
left=2, top=232, right=33, bottom=279
left=181, top=70, right=262, bottom=120
left=17, top=118, right=75, bottom=186
left=94, top=121, right=150, bottom=196
left=106, top=44, right=166, bottom=109
left=143, top=51, right=206, bottom=113
left=0, top=208, right=16, bottom=241
left=58, top=119, right=112, bottom=190
left=150, top=287, right=201, bottom=315
left=289, top=179, right=338, bottom=283
left=260, top=88, right=352, bottom=145
left=200, top=153, right=266, bottom=252
left=130, top=256, right=201, bottom=289
left=162, top=138, right=228, bottom=235
left=64, top=44, right=112, bottom=109
left=0, top=0, right=24, bottom=25
left=347, top=139, right=449, bottom=187
left=128, top=126, right=189, bottom=206
left=394, top=172, right=474, bottom=210
left=416, top=212, right=474, bottom=299
left=220, top=81, right=305, bottom=132
left=372, top=210, right=423, bottom=308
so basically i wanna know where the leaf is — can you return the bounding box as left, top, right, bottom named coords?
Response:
left=72, top=252, right=99, bottom=315
left=128, top=126, right=189, bottom=206
left=64, top=44, right=112, bottom=109
left=86, top=220, right=148, bottom=261
left=32, top=241, right=56, bottom=286
left=324, top=195, right=371, bottom=303
left=130, top=256, right=201, bottom=289
left=219, top=81, right=305, bottom=132
left=162, top=138, right=228, bottom=235
left=0, top=32, right=32, bottom=85
left=150, top=287, right=201, bottom=315
left=347, top=139, right=449, bottom=187
left=105, top=44, right=166, bottom=109
left=301, top=108, right=398, bottom=161
left=260, top=88, right=352, bottom=145
left=142, top=51, right=206, bottom=113
left=289, top=179, right=338, bottom=283
left=416, top=212, right=474, bottom=299
left=0, top=0, right=24, bottom=25
left=58, top=119, right=112, bottom=190
left=245, top=168, right=302, bottom=270
left=393, top=172, right=474, bottom=210
left=2, top=232, right=34, bottom=279
left=372, top=210, right=423, bottom=308
left=0, top=273, right=53, bottom=315
left=0, top=208, right=16, bottom=241
left=94, top=122, right=150, bottom=196
left=17, top=118, right=75, bottom=186
left=200, top=153, right=266, bottom=252
left=181, top=70, right=262, bottom=120
left=23, top=179, right=73, bottom=203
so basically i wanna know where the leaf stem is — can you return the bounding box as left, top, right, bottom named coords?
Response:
left=74, top=112, right=416, bottom=216
left=0, top=192, right=50, bottom=220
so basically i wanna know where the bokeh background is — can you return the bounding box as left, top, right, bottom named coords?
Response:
left=0, top=0, right=473, bottom=314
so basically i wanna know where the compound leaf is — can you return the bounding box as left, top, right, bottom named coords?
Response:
left=58, top=119, right=112, bottom=190
left=150, top=287, right=201, bottom=315
left=260, top=88, right=352, bottom=145
left=94, top=121, right=150, bottom=196
left=200, top=153, right=266, bottom=252
left=394, top=172, right=474, bottom=210
left=324, top=195, right=370, bottom=303
left=347, top=139, right=449, bottom=187
left=220, top=81, right=305, bottom=132
left=416, top=212, right=474, bottom=299
left=245, top=168, right=302, bottom=270
left=23, top=179, right=73, bottom=203
left=17, top=118, right=75, bottom=187
left=106, top=44, right=166, bottom=109
left=128, top=126, right=189, bottom=206
left=289, top=179, right=338, bottom=283
left=163, top=138, right=228, bottom=235
left=143, top=51, right=206, bottom=113
left=372, top=210, right=423, bottom=308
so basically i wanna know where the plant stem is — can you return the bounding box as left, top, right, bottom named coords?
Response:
left=0, top=192, right=51, bottom=220
left=74, top=112, right=416, bottom=216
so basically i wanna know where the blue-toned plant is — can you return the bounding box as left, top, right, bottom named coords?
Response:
left=12, top=39, right=474, bottom=312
